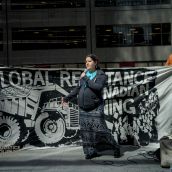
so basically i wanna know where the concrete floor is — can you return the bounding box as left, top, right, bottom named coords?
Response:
left=0, top=143, right=170, bottom=172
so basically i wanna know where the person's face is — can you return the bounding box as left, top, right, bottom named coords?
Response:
left=85, top=57, right=97, bottom=71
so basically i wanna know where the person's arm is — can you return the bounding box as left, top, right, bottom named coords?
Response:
left=82, top=74, right=107, bottom=91
left=165, top=58, right=170, bottom=66
left=165, top=54, right=172, bottom=66
left=63, top=84, right=80, bottom=102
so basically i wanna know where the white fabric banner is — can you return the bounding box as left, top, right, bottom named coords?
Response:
left=0, top=67, right=172, bottom=152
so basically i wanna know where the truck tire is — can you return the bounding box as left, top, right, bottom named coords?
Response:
left=0, top=114, right=23, bottom=148
left=34, top=112, right=66, bottom=145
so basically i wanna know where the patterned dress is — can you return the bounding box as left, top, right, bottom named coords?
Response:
left=80, top=104, right=119, bottom=157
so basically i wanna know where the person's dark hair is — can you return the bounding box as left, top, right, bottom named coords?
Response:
left=85, top=54, right=100, bottom=69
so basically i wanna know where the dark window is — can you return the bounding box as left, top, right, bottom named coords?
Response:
left=0, top=29, right=2, bottom=50
left=95, top=0, right=170, bottom=7
left=151, top=24, right=161, bottom=45
left=12, top=26, right=86, bottom=50
left=151, top=23, right=171, bottom=45
left=147, top=0, right=170, bottom=5
left=162, top=23, right=171, bottom=45
left=11, top=0, right=85, bottom=10
left=96, top=23, right=171, bottom=47
left=0, top=0, right=2, bottom=10
left=116, top=0, right=144, bottom=6
left=95, top=0, right=116, bottom=6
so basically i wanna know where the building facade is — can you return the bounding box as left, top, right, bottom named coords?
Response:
left=0, top=0, right=171, bottom=67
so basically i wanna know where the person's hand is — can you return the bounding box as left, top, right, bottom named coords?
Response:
left=80, top=71, right=86, bottom=79
left=61, top=97, right=68, bottom=107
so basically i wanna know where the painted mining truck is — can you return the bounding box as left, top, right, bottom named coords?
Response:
left=0, top=84, right=79, bottom=148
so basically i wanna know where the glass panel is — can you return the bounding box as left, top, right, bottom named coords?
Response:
left=11, top=0, right=86, bottom=10
left=12, top=26, right=86, bottom=50
left=0, top=29, right=2, bottom=51
left=0, top=0, right=2, bottom=10
left=116, top=0, right=144, bottom=6
left=162, top=23, right=171, bottom=33
left=161, top=0, right=171, bottom=3
left=96, top=23, right=171, bottom=47
left=95, top=0, right=116, bottom=7
left=161, top=23, right=171, bottom=45
left=147, top=0, right=170, bottom=5
left=131, top=25, right=146, bottom=45
left=151, top=24, right=161, bottom=45
left=95, top=0, right=170, bottom=7
left=162, top=33, right=171, bottom=45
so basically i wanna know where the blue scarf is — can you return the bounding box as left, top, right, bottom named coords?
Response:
left=86, top=70, right=97, bottom=80
left=84, top=70, right=97, bottom=87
